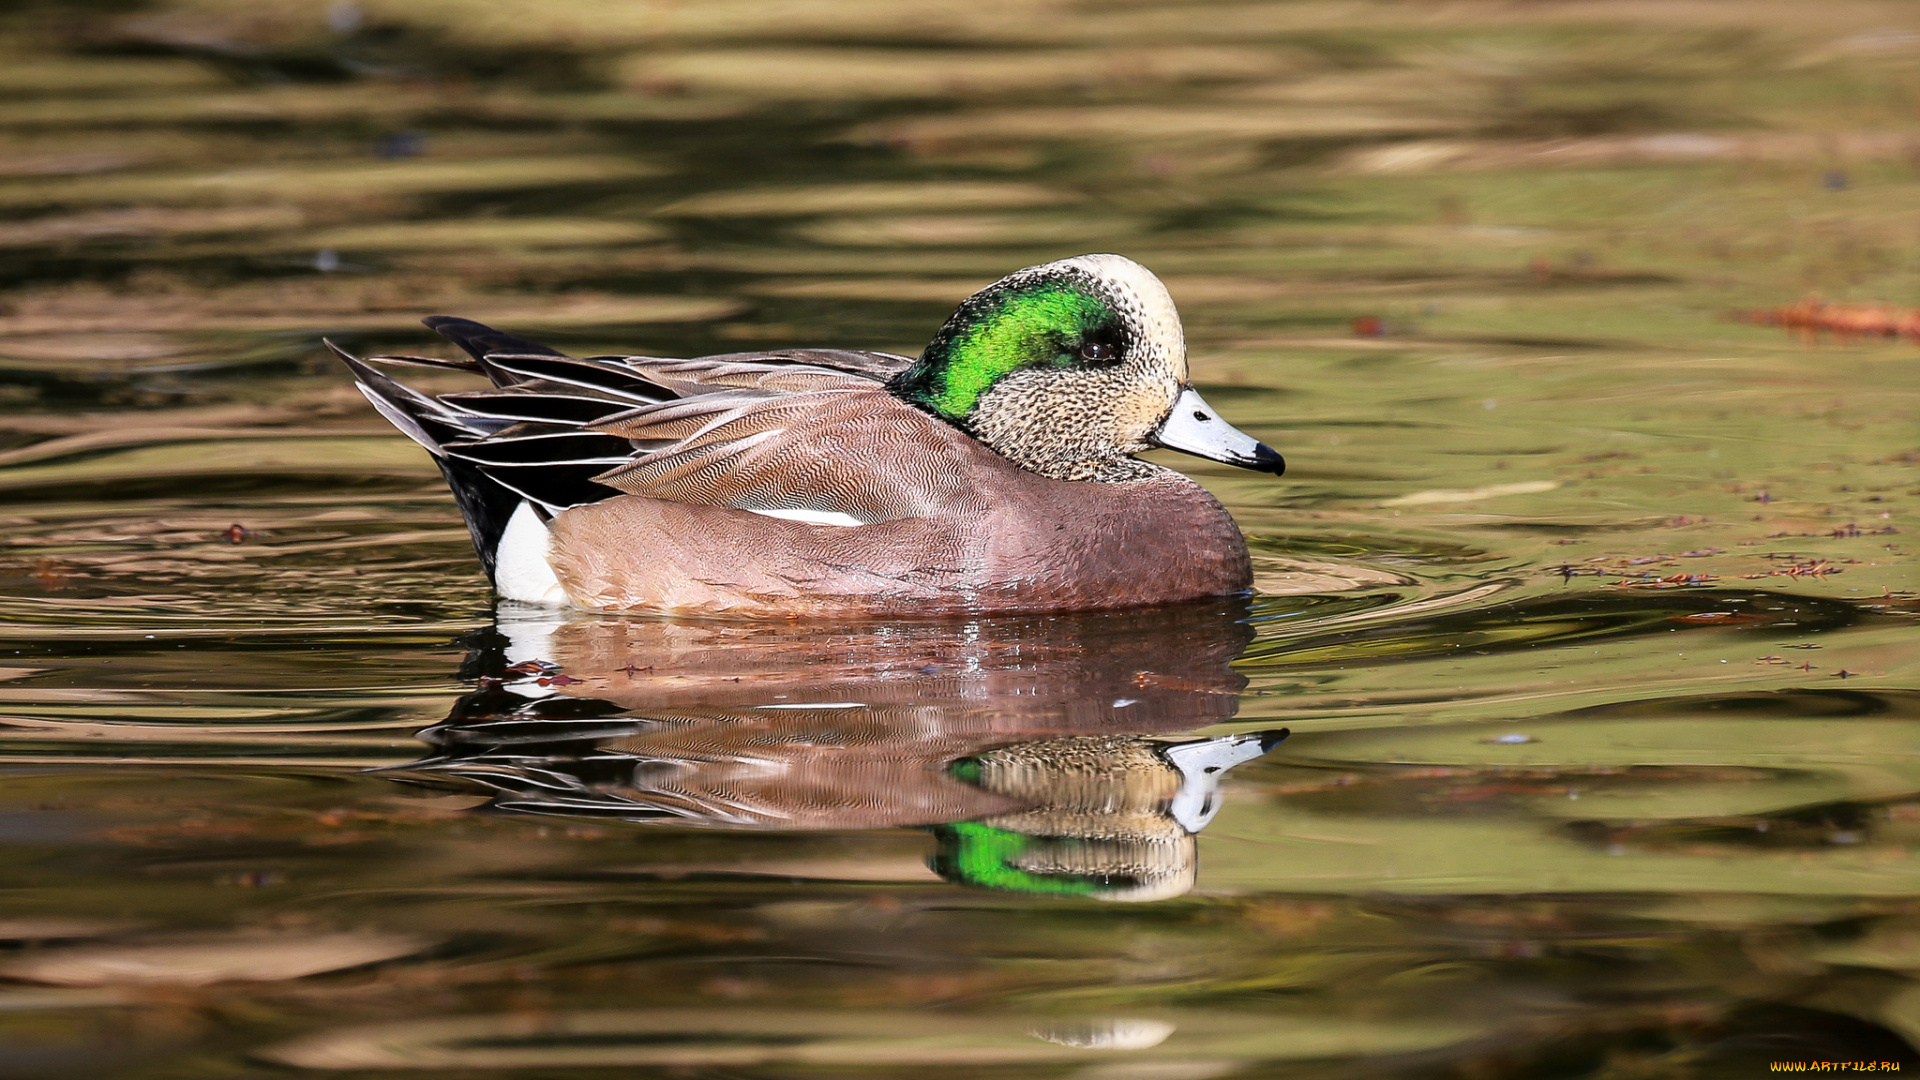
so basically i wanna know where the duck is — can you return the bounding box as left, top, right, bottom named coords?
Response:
left=333, top=253, right=1284, bottom=616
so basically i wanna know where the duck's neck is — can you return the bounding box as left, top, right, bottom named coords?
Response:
left=890, top=370, right=1158, bottom=484
left=885, top=358, right=956, bottom=420
left=970, top=408, right=1161, bottom=482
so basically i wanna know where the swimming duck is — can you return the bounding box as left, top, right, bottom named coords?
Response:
left=334, top=254, right=1283, bottom=616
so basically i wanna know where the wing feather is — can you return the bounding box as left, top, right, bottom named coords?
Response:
left=439, top=391, right=639, bottom=426
left=686, top=349, right=914, bottom=383
left=591, top=387, right=980, bottom=524
left=619, top=357, right=883, bottom=398
left=352, top=320, right=961, bottom=523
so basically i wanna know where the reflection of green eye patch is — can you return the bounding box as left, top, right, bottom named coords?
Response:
left=929, top=822, right=1126, bottom=897
left=912, top=284, right=1115, bottom=420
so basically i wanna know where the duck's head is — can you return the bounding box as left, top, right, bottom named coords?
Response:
left=889, top=254, right=1285, bottom=482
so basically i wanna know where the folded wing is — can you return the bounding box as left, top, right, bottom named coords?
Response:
left=591, top=381, right=980, bottom=525
left=341, top=318, right=973, bottom=542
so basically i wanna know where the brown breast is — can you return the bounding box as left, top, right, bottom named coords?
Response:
left=971, top=464, right=1252, bottom=612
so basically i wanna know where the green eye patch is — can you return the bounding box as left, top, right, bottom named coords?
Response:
left=893, top=281, right=1116, bottom=421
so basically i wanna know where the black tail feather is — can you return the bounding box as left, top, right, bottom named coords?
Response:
left=423, top=316, right=569, bottom=376
left=359, top=352, right=483, bottom=374
left=436, top=457, right=522, bottom=584
left=479, top=353, right=670, bottom=403
left=330, top=337, right=527, bottom=587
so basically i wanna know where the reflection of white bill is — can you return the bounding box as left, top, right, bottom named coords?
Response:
left=1029, top=1018, right=1176, bottom=1050
left=1165, top=730, right=1287, bottom=832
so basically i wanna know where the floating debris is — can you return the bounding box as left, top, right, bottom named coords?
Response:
left=32, top=557, right=70, bottom=591
left=1737, top=295, right=1920, bottom=344
left=1554, top=547, right=1731, bottom=585
left=1830, top=521, right=1899, bottom=538
left=1611, top=573, right=1716, bottom=589
left=1667, top=610, right=1765, bottom=625
left=1739, top=559, right=1842, bottom=580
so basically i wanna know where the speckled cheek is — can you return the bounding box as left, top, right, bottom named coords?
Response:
left=1114, top=379, right=1180, bottom=439
left=1156, top=331, right=1189, bottom=383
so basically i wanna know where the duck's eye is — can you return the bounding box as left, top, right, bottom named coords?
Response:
left=1078, top=339, right=1122, bottom=363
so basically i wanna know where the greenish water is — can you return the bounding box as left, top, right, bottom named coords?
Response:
left=1, top=1, right=1918, bottom=1076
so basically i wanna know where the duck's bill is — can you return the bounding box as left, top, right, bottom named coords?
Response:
left=1149, top=387, right=1285, bottom=475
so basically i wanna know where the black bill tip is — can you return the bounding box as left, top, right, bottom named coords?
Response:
left=1250, top=443, right=1286, bottom=476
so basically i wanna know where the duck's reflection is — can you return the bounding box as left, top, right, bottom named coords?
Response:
left=931, top=731, right=1280, bottom=901
left=399, top=602, right=1285, bottom=901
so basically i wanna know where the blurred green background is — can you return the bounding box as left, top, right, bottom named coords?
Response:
left=8, top=0, right=1920, bottom=365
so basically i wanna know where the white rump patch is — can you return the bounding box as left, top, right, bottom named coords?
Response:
left=741, top=506, right=865, bottom=528
left=494, top=501, right=570, bottom=606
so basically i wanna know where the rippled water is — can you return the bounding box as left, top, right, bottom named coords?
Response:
left=2, top=2, right=1919, bottom=1076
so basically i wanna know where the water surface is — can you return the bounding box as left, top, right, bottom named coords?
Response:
left=1, top=2, right=1918, bottom=1076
